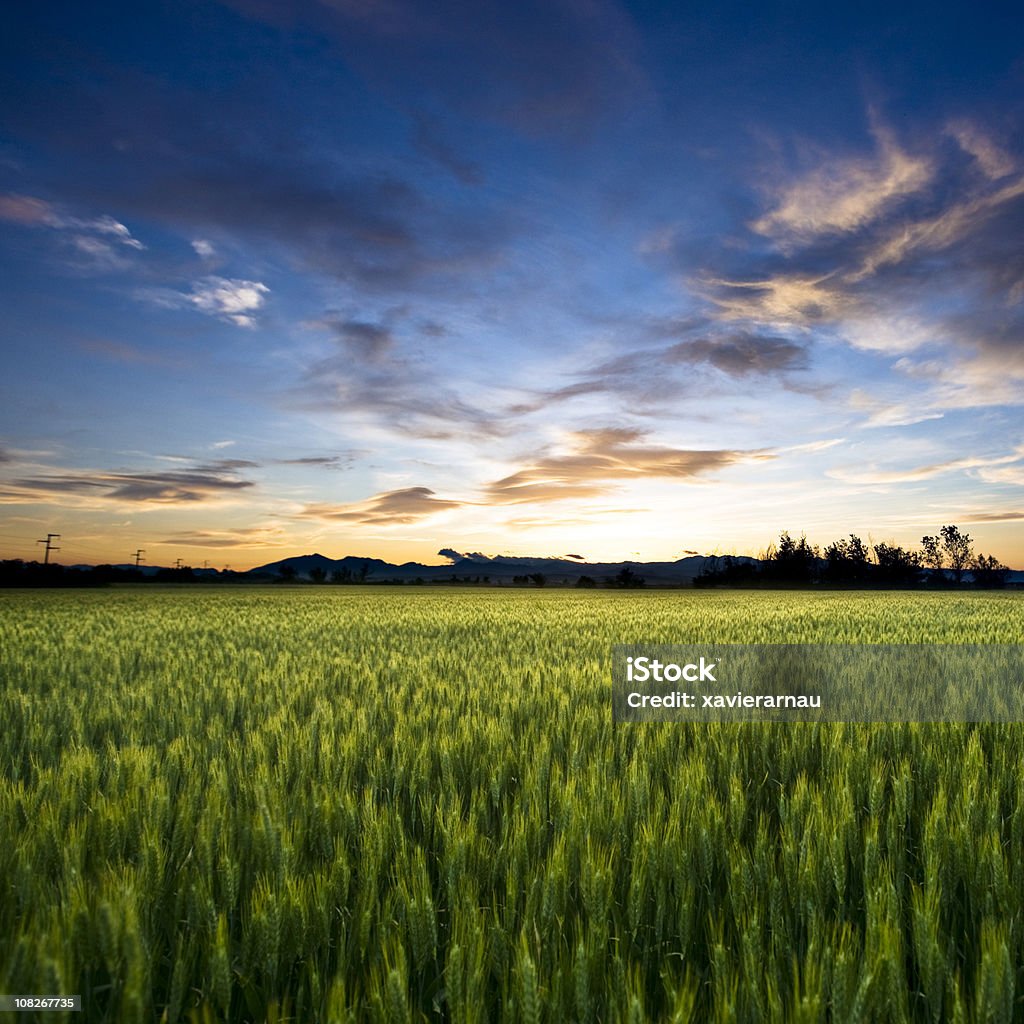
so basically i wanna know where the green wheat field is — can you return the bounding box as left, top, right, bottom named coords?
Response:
left=2, top=587, right=1023, bottom=1023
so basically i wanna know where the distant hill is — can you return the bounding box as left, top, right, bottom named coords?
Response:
left=244, top=551, right=1023, bottom=587
left=244, top=551, right=759, bottom=585
left=247, top=553, right=393, bottom=579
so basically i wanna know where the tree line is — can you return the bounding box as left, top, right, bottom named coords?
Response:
left=0, top=561, right=222, bottom=588
left=697, top=525, right=1011, bottom=588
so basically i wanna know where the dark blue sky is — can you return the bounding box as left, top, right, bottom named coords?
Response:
left=1, top=0, right=1022, bottom=566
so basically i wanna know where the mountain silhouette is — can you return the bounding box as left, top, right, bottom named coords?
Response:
left=244, top=552, right=760, bottom=585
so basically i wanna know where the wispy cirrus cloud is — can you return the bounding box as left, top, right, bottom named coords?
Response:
left=846, top=390, right=945, bottom=429
left=0, top=193, right=144, bottom=246
left=701, top=273, right=844, bottom=330
left=690, top=114, right=1024, bottom=425
left=945, top=120, right=1015, bottom=181
left=0, top=193, right=53, bottom=225
left=828, top=449, right=1024, bottom=486
left=294, top=312, right=503, bottom=439
left=510, top=327, right=811, bottom=415
left=751, top=119, right=933, bottom=244
left=780, top=438, right=845, bottom=454
left=0, top=193, right=145, bottom=263
left=849, top=174, right=1024, bottom=284
left=976, top=464, right=1024, bottom=487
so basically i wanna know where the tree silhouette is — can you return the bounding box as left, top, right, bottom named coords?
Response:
left=766, top=531, right=819, bottom=583
left=920, top=535, right=943, bottom=574
left=971, top=553, right=1009, bottom=588
left=940, top=525, right=973, bottom=585
left=872, top=543, right=921, bottom=585
left=823, top=534, right=870, bottom=584
left=612, top=566, right=645, bottom=588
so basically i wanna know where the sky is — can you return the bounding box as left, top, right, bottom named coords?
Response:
left=1, top=0, right=1022, bottom=569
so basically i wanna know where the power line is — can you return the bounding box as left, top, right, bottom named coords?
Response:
left=2, top=533, right=114, bottom=557
left=51, top=541, right=116, bottom=558
left=36, top=533, right=60, bottom=564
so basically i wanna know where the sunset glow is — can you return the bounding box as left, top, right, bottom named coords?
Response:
left=1, top=3, right=1021, bottom=568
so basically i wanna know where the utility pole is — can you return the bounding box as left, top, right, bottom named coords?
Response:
left=133, top=549, right=145, bottom=568
left=36, top=533, right=60, bottom=564
left=174, top=558, right=184, bottom=569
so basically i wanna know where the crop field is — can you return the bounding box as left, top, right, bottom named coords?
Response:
left=1, top=587, right=1023, bottom=1023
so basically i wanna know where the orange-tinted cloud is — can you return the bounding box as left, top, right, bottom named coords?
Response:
left=751, top=119, right=932, bottom=243
left=486, top=427, right=773, bottom=503
left=297, top=486, right=463, bottom=524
